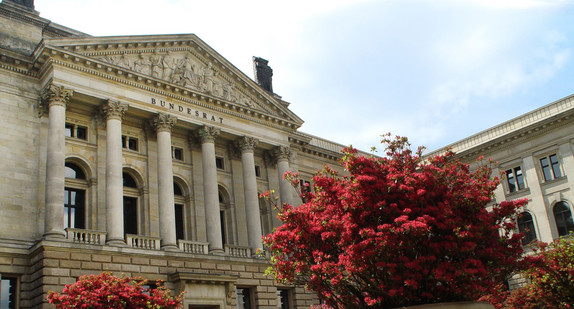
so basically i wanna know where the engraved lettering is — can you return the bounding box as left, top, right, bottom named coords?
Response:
left=151, top=98, right=156, bottom=104
left=179, top=106, right=184, bottom=112
left=211, top=115, right=216, bottom=121
left=203, top=112, right=207, bottom=119
left=160, top=100, right=166, bottom=107
left=187, top=108, right=192, bottom=114
left=195, top=111, right=200, bottom=117
left=219, top=117, right=223, bottom=123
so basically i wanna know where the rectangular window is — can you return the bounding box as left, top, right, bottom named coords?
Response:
left=236, top=287, right=253, bottom=309
left=216, top=157, right=224, bottom=170
left=0, top=275, right=17, bottom=309
left=122, top=135, right=139, bottom=151
left=65, top=123, right=88, bottom=140
left=255, top=165, right=261, bottom=178
left=172, top=147, right=184, bottom=161
left=278, top=289, right=292, bottom=309
left=540, top=154, right=562, bottom=181
left=506, top=167, right=525, bottom=193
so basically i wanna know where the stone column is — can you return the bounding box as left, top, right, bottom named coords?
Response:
left=237, top=136, right=263, bottom=253
left=101, top=100, right=128, bottom=246
left=198, top=126, right=224, bottom=254
left=42, top=85, right=73, bottom=239
left=273, top=146, right=296, bottom=206
left=150, top=113, right=178, bottom=251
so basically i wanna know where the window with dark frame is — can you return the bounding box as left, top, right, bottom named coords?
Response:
left=64, top=162, right=86, bottom=229
left=172, top=147, right=184, bottom=161
left=540, top=154, right=562, bottom=181
left=506, top=166, right=525, bottom=193
left=122, top=135, right=139, bottom=151
left=65, top=123, right=88, bottom=140
left=278, top=289, right=292, bottom=309
left=517, top=212, right=537, bottom=245
left=255, top=165, right=261, bottom=177
left=236, top=287, right=253, bottom=309
left=553, top=202, right=574, bottom=237
left=0, top=275, right=17, bottom=309
left=215, top=156, right=224, bottom=170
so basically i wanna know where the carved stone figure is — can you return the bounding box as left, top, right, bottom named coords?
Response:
left=133, top=53, right=151, bottom=75
left=201, top=62, right=215, bottom=94
left=162, top=51, right=175, bottom=80
left=117, top=53, right=131, bottom=70
left=150, top=51, right=163, bottom=78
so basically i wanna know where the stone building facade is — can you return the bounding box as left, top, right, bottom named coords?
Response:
left=0, top=1, right=349, bottom=308
left=426, top=94, right=574, bottom=264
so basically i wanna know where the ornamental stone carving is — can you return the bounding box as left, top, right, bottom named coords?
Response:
left=198, top=126, right=220, bottom=144
left=101, top=100, right=128, bottom=121
left=273, top=146, right=291, bottom=161
left=149, top=113, right=177, bottom=133
left=41, top=84, right=73, bottom=108
left=236, top=136, right=258, bottom=154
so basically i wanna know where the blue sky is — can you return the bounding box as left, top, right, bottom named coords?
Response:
left=35, top=0, right=574, bottom=153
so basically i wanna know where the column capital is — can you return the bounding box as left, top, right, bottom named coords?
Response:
left=101, top=100, right=128, bottom=121
left=150, top=113, right=177, bottom=133
left=198, top=126, right=220, bottom=144
left=41, top=84, right=73, bottom=108
left=236, top=136, right=258, bottom=154
left=273, top=146, right=291, bottom=161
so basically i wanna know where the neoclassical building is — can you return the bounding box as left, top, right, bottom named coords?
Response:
left=2, top=1, right=574, bottom=308
left=0, top=1, right=349, bottom=308
left=426, top=95, right=574, bottom=257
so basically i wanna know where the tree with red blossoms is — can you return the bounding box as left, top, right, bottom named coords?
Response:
left=482, top=235, right=574, bottom=309
left=263, top=134, right=527, bottom=308
left=47, top=272, right=184, bottom=309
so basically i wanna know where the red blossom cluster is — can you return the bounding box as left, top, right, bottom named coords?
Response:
left=263, top=134, right=527, bottom=308
left=47, top=272, right=184, bottom=309
left=482, top=236, right=574, bottom=308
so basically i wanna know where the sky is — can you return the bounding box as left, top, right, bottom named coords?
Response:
left=34, top=0, right=574, bottom=153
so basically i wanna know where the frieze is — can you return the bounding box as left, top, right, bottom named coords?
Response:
left=95, top=50, right=272, bottom=114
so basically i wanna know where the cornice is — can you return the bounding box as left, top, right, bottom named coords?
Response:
left=0, top=47, right=36, bottom=77
left=35, top=45, right=302, bottom=131
left=438, top=111, right=574, bottom=161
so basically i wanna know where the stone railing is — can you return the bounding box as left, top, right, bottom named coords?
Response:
left=178, top=240, right=209, bottom=254
left=125, top=234, right=161, bottom=250
left=65, top=228, right=106, bottom=245
left=225, top=245, right=251, bottom=258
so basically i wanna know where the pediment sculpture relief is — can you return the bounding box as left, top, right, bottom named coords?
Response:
left=99, top=51, right=271, bottom=113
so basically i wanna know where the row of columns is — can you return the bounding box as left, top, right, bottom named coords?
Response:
left=41, top=84, right=296, bottom=254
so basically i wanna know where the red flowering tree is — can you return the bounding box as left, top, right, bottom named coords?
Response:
left=263, top=135, right=527, bottom=308
left=47, top=272, right=184, bottom=309
left=483, top=236, right=574, bottom=309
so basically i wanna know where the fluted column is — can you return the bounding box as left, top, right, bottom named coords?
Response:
left=150, top=113, right=178, bottom=251
left=237, top=136, right=262, bottom=253
left=198, top=126, right=224, bottom=254
left=42, top=85, right=73, bottom=239
left=101, top=100, right=128, bottom=246
left=273, top=146, right=296, bottom=206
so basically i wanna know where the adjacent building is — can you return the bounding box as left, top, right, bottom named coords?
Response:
left=427, top=94, right=574, bottom=250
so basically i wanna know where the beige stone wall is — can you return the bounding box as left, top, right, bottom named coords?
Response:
left=0, top=241, right=319, bottom=309
left=0, top=70, right=43, bottom=240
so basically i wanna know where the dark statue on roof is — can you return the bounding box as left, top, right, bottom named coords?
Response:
left=8, top=0, right=34, bottom=9
left=253, top=57, right=273, bottom=93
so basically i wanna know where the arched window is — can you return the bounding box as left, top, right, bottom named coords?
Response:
left=123, top=172, right=139, bottom=235
left=218, top=187, right=234, bottom=245
left=259, top=194, right=272, bottom=236
left=64, top=162, right=86, bottom=229
left=517, top=212, right=537, bottom=245
left=174, top=181, right=185, bottom=240
left=553, top=202, right=574, bottom=237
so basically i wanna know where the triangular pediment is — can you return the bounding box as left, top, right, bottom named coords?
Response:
left=37, top=34, right=303, bottom=129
